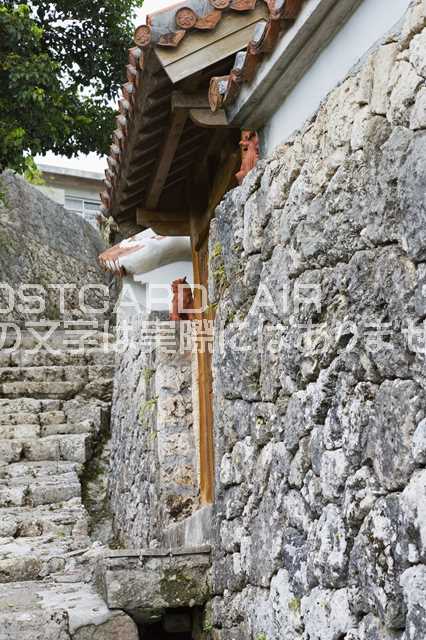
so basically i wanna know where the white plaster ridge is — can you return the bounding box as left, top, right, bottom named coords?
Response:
left=230, top=0, right=412, bottom=153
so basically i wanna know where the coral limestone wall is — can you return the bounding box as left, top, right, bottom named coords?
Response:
left=108, top=315, right=199, bottom=548
left=208, top=3, right=426, bottom=638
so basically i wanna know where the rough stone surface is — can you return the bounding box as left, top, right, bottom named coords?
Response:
left=0, top=172, right=111, bottom=324
left=108, top=313, right=199, bottom=548
left=207, top=5, right=426, bottom=638
left=102, top=552, right=211, bottom=622
left=0, top=329, right=137, bottom=639
left=78, top=2, right=426, bottom=638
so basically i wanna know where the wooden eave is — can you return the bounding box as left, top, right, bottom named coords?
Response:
left=156, top=3, right=269, bottom=83
left=102, top=0, right=305, bottom=233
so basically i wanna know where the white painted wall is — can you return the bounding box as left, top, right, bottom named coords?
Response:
left=262, top=0, right=411, bottom=153
left=36, top=185, right=65, bottom=206
left=116, top=261, right=194, bottom=322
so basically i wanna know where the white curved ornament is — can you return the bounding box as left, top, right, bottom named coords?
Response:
left=98, top=229, right=193, bottom=318
left=99, top=229, right=192, bottom=277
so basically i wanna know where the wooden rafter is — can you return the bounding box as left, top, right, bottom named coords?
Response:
left=171, top=90, right=211, bottom=111
left=145, top=109, right=189, bottom=210
left=136, top=207, right=189, bottom=227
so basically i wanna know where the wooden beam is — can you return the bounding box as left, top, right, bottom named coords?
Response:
left=177, top=129, right=208, bottom=152
left=172, top=90, right=210, bottom=111
left=189, top=108, right=235, bottom=128
left=173, top=144, right=203, bottom=165
left=162, top=174, right=188, bottom=191
left=191, top=146, right=240, bottom=250
left=145, top=109, right=188, bottom=210
left=136, top=207, right=189, bottom=227
left=167, top=158, right=195, bottom=180
left=149, top=221, right=190, bottom=236
left=120, top=190, right=146, bottom=210
left=125, top=158, right=156, bottom=184
left=139, top=125, right=168, bottom=145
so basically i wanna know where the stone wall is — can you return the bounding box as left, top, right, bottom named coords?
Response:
left=207, top=3, right=426, bottom=638
left=108, top=314, right=199, bottom=548
left=0, top=171, right=111, bottom=324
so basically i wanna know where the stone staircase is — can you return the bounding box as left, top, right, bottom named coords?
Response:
left=0, top=329, right=139, bottom=640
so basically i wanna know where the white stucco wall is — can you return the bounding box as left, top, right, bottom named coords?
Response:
left=262, top=0, right=411, bottom=153
left=116, top=261, right=194, bottom=321
left=36, top=185, right=66, bottom=206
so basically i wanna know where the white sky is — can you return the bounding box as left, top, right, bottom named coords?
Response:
left=36, top=0, right=173, bottom=175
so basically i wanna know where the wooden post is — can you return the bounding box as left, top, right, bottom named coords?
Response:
left=190, top=141, right=240, bottom=505
left=192, top=238, right=215, bottom=505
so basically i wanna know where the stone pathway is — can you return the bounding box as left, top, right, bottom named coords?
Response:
left=0, top=329, right=139, bottom=640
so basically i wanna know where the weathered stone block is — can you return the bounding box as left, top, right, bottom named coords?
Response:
left=301, top=587, right=356, bottom=640
left=400, top=565, right=426, bottom=640
left=102, top=551, right=211, bottom=622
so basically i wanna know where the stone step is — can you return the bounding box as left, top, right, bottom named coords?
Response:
left=11, top=351, right=88, bottom=368
left=0, top=365, right=115, bottom=385
left=0, top=377, right=114, bottom=401
left=0, top=536, right=74, bottom=583
left=0, top=460, right=81, bottom=480
left=0, top=366, right=89, bottom=384
left=6, top=347, right=116, bottom=368
left=0, top=473, right=81, bottom=508
left=0, top=424, right=40, bottom=439
left=0, top=412, right=39, bottom=425
left=40, top=420, right=95, bottom=438
left=0, top=398, right=60, bottom=416
left=0, top=609, right=72, bottom=640
left=0, top=499, right=87, bottom=538
left=0, top=381, right=84, bottom=400
left=85, top=348, right=116, bottom=366
left=3, top=328, right=114, bottom=350
left=0, top=581, right=138, bottom=640
left=0, top=433, right=92, bottom=463
left=0, top=420, right=94, bottom=439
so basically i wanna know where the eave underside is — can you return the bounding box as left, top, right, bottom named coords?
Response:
left=110, top=49, right=240, bottom=233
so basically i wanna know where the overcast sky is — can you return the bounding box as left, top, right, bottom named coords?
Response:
left=37, top=0, right=173, bottom=174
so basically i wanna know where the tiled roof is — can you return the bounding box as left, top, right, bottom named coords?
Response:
left=101, top=0, right=304, bottom=220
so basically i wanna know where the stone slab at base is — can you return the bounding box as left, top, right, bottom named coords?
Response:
left=100, top=547, right=211, bottom=624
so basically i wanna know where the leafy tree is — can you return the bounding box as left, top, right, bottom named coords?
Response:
left=0, top=1, right=143, bottom=172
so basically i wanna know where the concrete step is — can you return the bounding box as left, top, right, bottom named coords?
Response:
left=0, top=581, right=138, bottom=640
left=0, top=499, right=87, bottom=538
left=0, top=434, right=92, bottom=463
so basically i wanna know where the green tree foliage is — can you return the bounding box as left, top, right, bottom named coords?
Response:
left=0, top=1, right=143, bottom=172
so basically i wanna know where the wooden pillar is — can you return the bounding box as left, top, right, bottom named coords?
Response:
left=190, top=144, right=240, bottom=505
left=192, top=237, right=215, bottom=505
